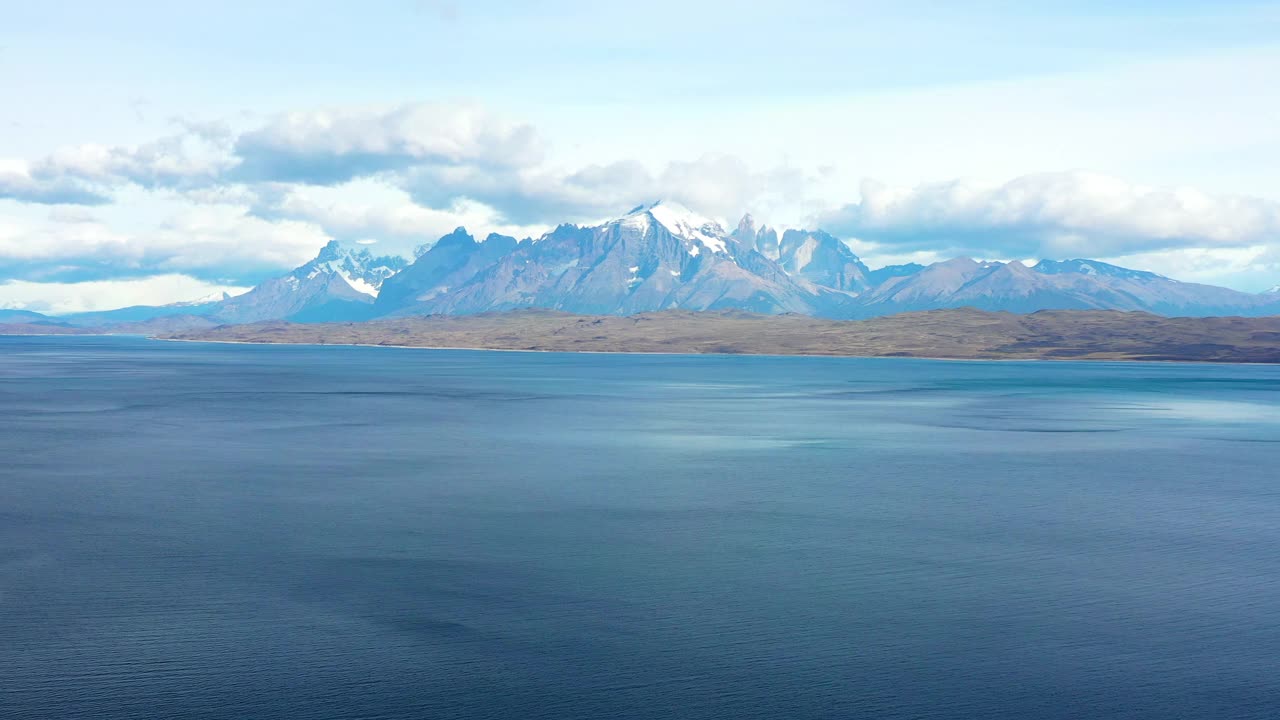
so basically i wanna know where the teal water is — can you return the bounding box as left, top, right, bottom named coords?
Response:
left=2, top=336, right=1279, bottom=719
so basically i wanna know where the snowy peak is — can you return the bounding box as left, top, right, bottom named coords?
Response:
left=615, top=200, right=730, bottom=255
left=293, top=240, right=408, bottom=297
left=1264, top=284, right=1280, bottom=295
left=731, top=213, right=780, bottom=259
left=166, top=290, right=233, bottom=307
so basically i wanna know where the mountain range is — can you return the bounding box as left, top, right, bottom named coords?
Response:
left=6, top=201, right=1279, bottom=327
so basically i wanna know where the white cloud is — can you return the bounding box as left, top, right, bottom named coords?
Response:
left=0, top=200, right=330, bottom=283
left=249, top=180, right=548, bottom=253
left=31, top=131, right=234, bottom=190
left=0, top=274, right=250, bottom=314
left=406, top=153, right=818, bottom=226
left=1099, top=246, right=1280, bottom=293
left=0, top=159, right=109, bottom=205
left=820, top=171, right=1280, bottom=259
left=6, top=103, right=542, bottom=202
left=232, top=102, right=543, bottom=184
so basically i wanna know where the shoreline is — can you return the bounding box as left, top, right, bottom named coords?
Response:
left=4, top=331, right=1276, bottom=365
left=151, top=336, right=1280, bottom=367
left=8, top=304, right=1280, bottom=366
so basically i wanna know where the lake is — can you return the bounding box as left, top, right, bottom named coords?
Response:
left=2, top=336, right=1278, bottom=719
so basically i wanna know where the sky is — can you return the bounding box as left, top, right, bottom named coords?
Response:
left=3, top=0, right=1280, bottom=312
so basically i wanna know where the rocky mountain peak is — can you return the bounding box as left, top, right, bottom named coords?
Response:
left=313, top=239, right=345, bottom=263
left=291, top=240, right=408, bottom=297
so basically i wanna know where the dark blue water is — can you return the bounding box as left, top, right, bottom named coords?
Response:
left=2, top=336, right=1279, bottom=719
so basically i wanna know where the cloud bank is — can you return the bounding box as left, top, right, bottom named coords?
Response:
left=0, top=275, right=250, bottom=315
left=232, top=104, right=543, bottom=184
left=822, top=171, right=1280, bottom=259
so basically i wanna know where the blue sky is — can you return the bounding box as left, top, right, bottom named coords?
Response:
left=3, top=1, right=1280, bottom=311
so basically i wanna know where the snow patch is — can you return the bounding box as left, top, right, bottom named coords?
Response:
left=647, top=201, right=728, bottom=254
left=620, top=212, right=652, bottom=233
left=343, top=275, right=379, bottom=297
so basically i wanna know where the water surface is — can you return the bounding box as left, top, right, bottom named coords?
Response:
left=2, top=336, right=1278, bottom=719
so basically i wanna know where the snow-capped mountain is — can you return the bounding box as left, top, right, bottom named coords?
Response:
left=298, top=240, right=408, bottom=297
left=173, top=291, right=235, bottom=306
left=213, top=205, right=1280, bottom=321
left=20, top=202, right=1280, bottom=326
left=209, top=241, right=407, bottom=323
left=385, top=201, right=838, bottom=316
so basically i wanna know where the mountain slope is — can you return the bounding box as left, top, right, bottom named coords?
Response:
left=0, top=309, right=55, bottom=324
left=59, top=293, right=234, bottom=327
left=376, top=229, right=518, bottom=314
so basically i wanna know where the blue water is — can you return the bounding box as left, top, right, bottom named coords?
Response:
left=2, top=336, right=1279, bottom=719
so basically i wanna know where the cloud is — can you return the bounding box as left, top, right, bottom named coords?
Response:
left=1097, top=246, right=1280, bottom=294
left=247, top=180, right=549, bottom=253
left=30, top=131, right=233, bottom=191
left=405, top=153, right=816, bottom=225
left=0, top=161, right=110, bottom=205
left=819, top=171, right=1280, bottom=259
left=0, top=274, right=250, bottom=315
left=231, top=103, right=543, bottom=184
left=7, top=104, right=541, bottom=199
left=0, top=202, right=329, bottom=284
left=9, top=103, right=809, bottom=232
left=6, top=99, right=1278, bottom=295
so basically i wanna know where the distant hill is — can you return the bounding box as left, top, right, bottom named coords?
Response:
left=161, top=308, right=1280, bottom=364
left=0, top=309, right=57, bottom=324
left=853, top=257, right=1278, bottom=318
left=0, top=314, right=219, bottom=336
